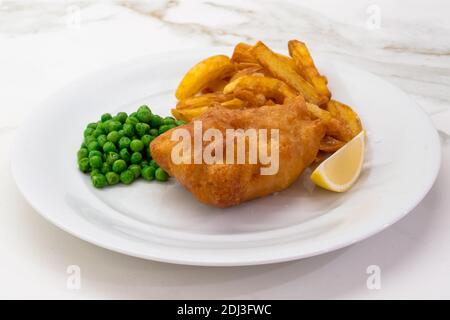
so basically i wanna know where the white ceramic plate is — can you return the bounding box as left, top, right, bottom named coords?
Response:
left=11, top=48, right=441, bottom=266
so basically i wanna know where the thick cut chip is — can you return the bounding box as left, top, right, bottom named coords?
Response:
left=229, top=65, right=266, bottom=82
left=231, top=43, right=258, bottom=64
left=173, top=99, right=246, bottom=122
left=306, top=103, right=354, bottom=142
left=326, top=100, right=363, bottom=138
left=232, top=43, right=297, bottom=71
left=275, top=53, right=302, bottom=74
left=233, top=89, right=267, bottom=108
left=175, top=55, right=235, bottom=100
left=176, top=93, right=232, bottom=110
left=201, top=78, right=229, bottom=94
left=288, top=40, right=331, bottom=99
left=251, top=41, right=327, bottom=106
left=234, top=62, right=262, bottom=70
left=220, top=98, right=246, bottom=109
left=172, top=107, right=209, bottom=122
left=224, top=75, right=297, bottom=104
left=319, top=135, right=345, bottom=153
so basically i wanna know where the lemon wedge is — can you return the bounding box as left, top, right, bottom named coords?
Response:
left=311, top=131, right=365, bottom=192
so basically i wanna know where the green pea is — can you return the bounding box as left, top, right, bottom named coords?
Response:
left=77, top=148, right=88, bottom=160
left=103, top=141, right=116, bottom=153
left=97, top=134, right=107, bottom=147
left=78, top=158, right=90, bottom=172
left=125, top=116, right=139, bottom=126
left=141, top=160, right=149, bottom=168
left=107, top=131, right=120, bottom=144
left=101, top=162, right=111, bottom=175
left=87, top=141, right=100, bottom=152
left=87, top=122, right=97, bottom=129
left=84, top=127, right=95, bottom=137
left=88, top=150, right=102, bottom=158
left=105, top=172, right=120, bottom=185
left=89, top=155, right=103, bottom=169
left=141, top=134, right=155, bottom=147
left=118, top=129, right=126, bottom=139
left=90, top=169, right=100, bottom=177
left=158, top=124, right=175, bottom=135
left=101, top=113, right=112, bottom=122
left=112, top=159, right=127, bottom=173
left=155, top=168, right=169, bottom=182
left=92, top=174, right=107, bottom=188
left=142, top=166, right=155, bottom=181
left=130, top=152, right=143, bottom=164
left=138, top=105, right=151, bottom=112
left=105, top=152, right=120, bottom=165
left=119, top=148, right=131, bottom=162
left=108, top=120, right=122, bottom=133
left=130, top=140, right=144, bottom=152
left=120, top=170, right=135, bottom=185
left=93, top=128, right=105, bottom=138
left=102, top=120, right=112, bottom=133
left=81, top=142, right=87, bottom=149
left=123, top=123, right=135, bottom=137
left=135, top=123, right=150, bottom=136
left=163, top=117, right=176, bottom=125
left=129, top=164, right=141, bottom=179
left=175, top=120, right=186, bottom=126
left=118, top=136, right=131, bottom=149
left=137, top=108, right=152, bottom=123
left=149, top=128, right=158, bottom=136
left=130, top=112, right=138, bottom=119
left=115, top=112, right=128, bottom=124
left=84, top=135, right=96, bottom=145
left=149, top=159, right=159, bottom=168
left=149, top=114, right=163, bottom=128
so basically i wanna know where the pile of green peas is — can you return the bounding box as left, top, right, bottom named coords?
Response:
left=77, top=105, right=185, bottom=188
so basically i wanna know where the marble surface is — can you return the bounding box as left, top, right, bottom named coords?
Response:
left=0, top=0, right=449, bottom=299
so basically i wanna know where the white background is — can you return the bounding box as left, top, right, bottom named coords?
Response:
left=0, top=0, right=449, bottom=299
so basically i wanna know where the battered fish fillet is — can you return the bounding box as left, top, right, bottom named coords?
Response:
left=151, top=96, right=325, bottom=207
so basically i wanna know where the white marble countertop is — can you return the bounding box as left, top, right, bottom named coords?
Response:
left=0, top=0, right=449, bottom=299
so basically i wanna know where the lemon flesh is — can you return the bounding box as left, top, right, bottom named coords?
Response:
left=311, top=131, right=365, bottom=192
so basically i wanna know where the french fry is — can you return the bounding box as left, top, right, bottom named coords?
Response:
left=234, top=62, right=262, bottom=70
left=326, top=100, right=363, bottom=138
left=305, top=102, right=332, bottom=121
left=231, top=43, right=258, bottom=64
left=229, top=65, right=266, bottom=82
left=319, top=135, right=345, bottom=152
left=201, top=78, right=229, bottom=94
left=233, top=89, right=267, bottom=108
left=176, top=93, right=232, bottom=109
left=224, top=75, right=297, bottom=104
left=220, top=98, right=246, bottom=109
left=306, top=103, right=354, bottom=142
left=175, top=55, right=235, bottom=100
left=173, top=99, right=246, bottom=122
left=288, top=40, right=331, bottom=99
left=251, top=41, right=327, bottom=106
left=232, top=43, right=297, bottom=70
left=172, top=106, right=209, bottom=122
left=275, top=53, right=302, bottom=74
